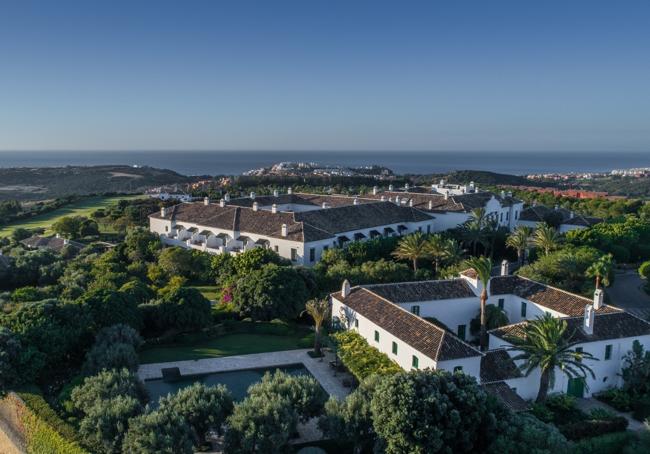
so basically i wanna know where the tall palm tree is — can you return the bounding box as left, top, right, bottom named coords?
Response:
left=481, top=218, right=500, bottom=258
left=464, top=256, right=492, bottom=350
left=442, top=238, right=465, bottom=266
left=506, top=226, right=533, bottom=266
left=533, top=223, right=560, bottom=256
left=470, top=207, right=486, bottom=224
left=392, top=232, right=429, bottom=275
left=460, top=219, right=485, bottom=256
left=425, top=234, right=447, bottom=275
left=506, top=314, right=597, bottom=403
left=302, top=298, right=331, bottom=356
left=586, top=254, right=614, bottom=289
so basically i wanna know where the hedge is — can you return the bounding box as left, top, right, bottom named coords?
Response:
left=559, top=416, right=629, bottom=440
left=332, top=331, right=402, bottom=381
left=16, top=387, right=88, bottom=454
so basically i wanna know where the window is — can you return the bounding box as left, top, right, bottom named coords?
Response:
left=427, top=225, right=431, bottom=234
left=418, top=227, right=422, bottom=232
left=605, top=344, right=613, bottom=360
left=506, top=212, right=509, bottom=221
left=165, top=225, right=169, bottom=232
left=274, top=245, right=279, bottom=253
left=515, top=211, right=519, bottom=220
left=411, top=305, right=420, bottom=316
left=374, top=330, right=379, bottom=342
left=309, top=247, right=315, bottom=262
left=498, top=298, right=505, bottom=310
left=412, top=355, right=419, bottom=369
left=291, top=248, right=297, bottom=261
left=323, top=245, right=329, bottom=251
left=500, top=213, right=503, bottom=222
left=520, top=301, right=527, bottom=318
left=392, top=341, right=398, bottom=355
left=354, top=319, right=359, bottom=328
left=576, top=347, right=583, bottom=362
left=453, top=366, right=463, bottom=373
left=457, top=324, right=466, bottom=341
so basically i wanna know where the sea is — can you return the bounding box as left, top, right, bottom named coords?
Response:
left=0, top=150, right=648, bottom=176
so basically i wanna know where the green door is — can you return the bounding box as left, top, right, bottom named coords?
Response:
left=567, top=377, right=585, bottom=398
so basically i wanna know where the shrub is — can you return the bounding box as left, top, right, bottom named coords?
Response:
left=560, top=417, right=628, bottom=440
left=71, top=369, right=146, bottom=413
left=572, top=432, right=639, bottom=454
left=78, top=395, right=142, bottom=454
left=122, top=409, right=193, bottom=454
left=631, top=395, right=650, bottom=422
left=487, top=412, right=569, bottom=454
left=595, top=388, right=632, bottom=412
left=332, top=331, right=402, bottom=381
left=81, top=324, right=142, bottom=375
left=639, top=261, right=650, bottom=281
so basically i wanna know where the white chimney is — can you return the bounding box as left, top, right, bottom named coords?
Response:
left=204, top=197, right=210, bottom=206
left=440, top=179, right=445, bottom=186
left=253, top=202, right=259, bottom=211
left=593, top=288, right=604, bottom=310
left=475, top=185, right=479, bottom=192
left=322, top=202, right=329, bottom=209
left=500, top=190, right=506, bottom=198
left=160, top=207, right=166, bottom=217
left=353, top=197, right=359, bottom=205
left=405, top=183, right=410, bottom=191
left=395, top=196, right=401, bottom=205
left=250, top=191, right=256, bottom=199
left=381, top=196, right=387, bottom=202
left=583, top=304, right=595, bottom=335
left=273, top=189, right=279, bottom=197
left=372, top=186, right=379, bottom=195
left=501, top=260, right=509, bottom=276
left=507, top=191, right=513, bottom=197
left=428, top=200, right=433, bottom=210
left=271, top=204, right=278, bottom=214
left=554, top=205, right=559, bottom=211
left=287, top=187, right=293, bottom=195
left=444, top=192, right=449, bottom=201
left=570, top=211, right=575, bottom=219
left=470, top=181, right=475, bottom=188
left=224, top=193, right=231, bottom=202
left=56, top=233, right=61, bottom=239
left=63, top=238, right=69, bottom=245
left=408, top=199, right=413, bottom=207
left=388, top=184, right=394, bottom=191
left=219, top=198, right=226, bottom=207
left=341, top=279, right=351, bottom=298
left=281, top=223, right=288, bottom=237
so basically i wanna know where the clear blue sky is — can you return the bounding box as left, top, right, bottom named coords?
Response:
left=1, top=0, right=649, bottom=151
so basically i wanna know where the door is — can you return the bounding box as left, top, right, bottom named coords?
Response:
left=567, top=377, right=585, bottom=398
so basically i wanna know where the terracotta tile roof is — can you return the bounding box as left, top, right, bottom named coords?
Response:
left=491, top=311, right=650, bottom=344
left=480, top=349, right=522, bottom=383
left=20, top=236, right=84, bottom=252
left=333, top=287, right=482, bottom=361
left=227, top=193, right=376, bottom=209
left=489, top=275, right=619, bottom=317
left=460, top=268, right=478, bottom=279
left=364, top=279, right=476, bottom=302
left=150, top=199, right=432, bottom=243
left=482, top=381, right=529, bottom=412
left=519, top=205, right=602, bottom=227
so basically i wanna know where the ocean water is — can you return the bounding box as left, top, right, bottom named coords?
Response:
left=0, top=150, right=648, bottom=176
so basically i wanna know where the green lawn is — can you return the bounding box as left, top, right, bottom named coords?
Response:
left=139, top=332, right=313, bottom=364
left=0, top=195, right=145, bottom=238
left=190, top=285, right=221, bottom=301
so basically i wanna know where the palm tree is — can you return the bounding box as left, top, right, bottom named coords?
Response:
left=506, top=226, right=533, bottom=266
left=464, top=256, right=492, bottom=350
left=481, top=218, right=500, bottom=258
left=586, top=254, right=614, bottom=289
left=506, top=314, right=597, bottom=403
left=302, top=298, right=331, bottom=356
left=425, top=234, right=447, bottom=275
left=533, top=223, right=560, bottom=256
left=392, top=232, right=429, bottom=275
left=460, top=219, right=485, bottom=256
left=442, top=238, right=465, bottom=266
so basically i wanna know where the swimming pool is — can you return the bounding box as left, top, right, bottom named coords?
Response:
left=144, top=363, right=313, bottom=405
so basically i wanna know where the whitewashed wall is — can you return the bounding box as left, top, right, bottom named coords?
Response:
left=395, top=297, right=480, bottom=340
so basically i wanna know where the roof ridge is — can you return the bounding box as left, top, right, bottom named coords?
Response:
left=362, top=278, right=467, bottom=288
left=505, top=274, right=602, bottom=305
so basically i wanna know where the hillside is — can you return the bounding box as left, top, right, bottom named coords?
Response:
left=0, top=165, right=190, bottom=200
left=411, top=170, right=545, bottom=187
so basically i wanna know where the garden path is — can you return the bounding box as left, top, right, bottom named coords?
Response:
left=575, top=397, right=646, bottom=431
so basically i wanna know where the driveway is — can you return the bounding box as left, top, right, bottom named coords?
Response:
left=607, top=269, right=650, bottom=320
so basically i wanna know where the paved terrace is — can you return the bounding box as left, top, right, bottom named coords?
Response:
left=138, top=348, right=351, bottom=400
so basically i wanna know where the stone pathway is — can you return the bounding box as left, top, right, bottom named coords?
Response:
left=138, top=348, right=352, bottom=399
left=575, top=398, right=647, bottom=431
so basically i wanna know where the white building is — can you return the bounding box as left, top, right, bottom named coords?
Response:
left=331, top=270, right=650, bottom=407
left=517, top=205, right=602, bottom=233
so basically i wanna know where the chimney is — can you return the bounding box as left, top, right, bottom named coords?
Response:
left=160, top=207, right=166, bottom=217
left=271, top=204, right=278, bottom=214
left=475, top=185, right=479, bottom=192
left=63, top=238, right=69, bottom=245
left=380, top=195, right=387, bottom=202
left=593, top=288, right=604, bottom=310
left=428, top=200, right=433, bottom=210
left=224, top=193, right=231, bottom=202
left=583, top=304, right=595, bottom=335
left=405, top=183, right=410, bottom=191
left=444, top=192, right=449, bottom=201
left=353, top=197, right=359, bottom=206
left=273, top=189, right=279, bottom=197
left=501, top=260, right=509, bottom=276
left=395, top=196, right=401, bottom=205
left=281, top=223, right=288, bottom=237
left=500, top=190, right=506, bottom=199
left=56, top=233, right=61, bottom=239
left=554, top=205, right=559, bottom=211
left=470, top=181, right=475, bottom=188
left=440, top=178, right=445, bottom=186
left=408, top=199, right=413, bottom=207
left=253, top=201, right=259, bottom=211
left=341, top=279, right=351, bottom=298
left=204, top=197, right=210, bottom=206
left=388, top=184, right=394, bottom=191
left=372, top=186, right=379, bottom=195
left=322, top=202, right=329, bottom=209
left=250, top=191, right=256, bottom=199
left=570, top=211, right=575, bottom=219
left=287, top=187, right=293, bottom=195
left=219, top=198, right=226, bottom=208
left=507, top=191, right=513, bottom=197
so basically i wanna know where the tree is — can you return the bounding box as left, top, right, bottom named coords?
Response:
left=233, top=247, right=290, bottom=275
left=585, top=254, right=614, bottom=289
left=157, top=247, right=195, bottom=278
left=10, top=227, right=32, bottom=242
left=247, top=370, right=328, bottom=422
left=506, top=314, right=596, bottom=403
left=224, top=394, right=297, bottom=454
left=371, top=370, right=498, bottom=454
left=533, top=223, right=560, bottom=256
left=77, top=288, right=142, bottom=331
left=78, top=395, right=143, bottom=454
left=487, top=412, right=569, bottom=454
left=79, top=218, right=100, bottom=237
left=157, top=383, right=234, bottom=441
left=71, top=368, right=146, bottom=412
left=124, top=228, right=161, bottom=263
left=52, top=216, right=84, bottom=239
left=470, top=305, right=509, bottom=337
left=143, top=287, right=211, bottom=333
left=0, top=327, right=43, bottom=395
left=302, top=298, right=330, bottom=355
left=82, top=342, right=140, bottom=376
left=506, top=226, right=533, bottom=266
left=119, top=279, right=154, bottom=305
left=426, top=234, right=447, bottom=274
left=232, top=264, right=310, bottom=321
left=620, top=340, right=650, bottom=396
left=392, top=232, right=429, bottom=275
left=122, top=409, right=194, bottom=454
left=442, top=238, right=465, bottom=267
left=464, top=256, right=492, bottom=350
left=319, top=375, right=381, bottom=454
left=639, top=260, right=650, bottom=281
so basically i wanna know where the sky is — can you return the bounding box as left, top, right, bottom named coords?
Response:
left=1, top=0, right=649, bottom=152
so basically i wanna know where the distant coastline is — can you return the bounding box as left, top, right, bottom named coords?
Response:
left=0, top=150, right=648, bottom=176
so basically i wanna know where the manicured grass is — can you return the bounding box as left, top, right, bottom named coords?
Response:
left=190, top=285, right=221, bottom=301
left=139, top=332, right=313, bottom=364
left=0, top=195, right=145, bottom=237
